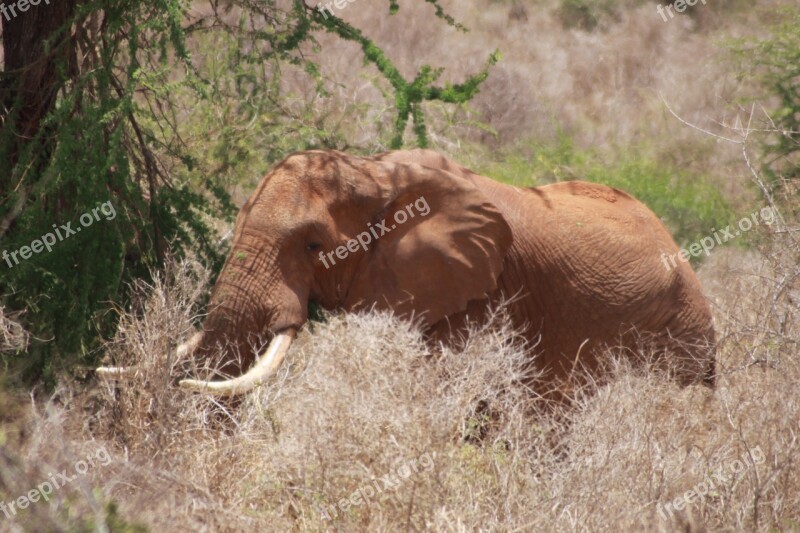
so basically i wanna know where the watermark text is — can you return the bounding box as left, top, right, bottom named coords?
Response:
left=660, top=206, right=778, bottom=271
left=0, top=0, right=50, bottom=22
left=656, top=0, right=707, bottom=22
left=657, top=445, right=765, bottom=520
left=319, top=452, right=434, bottom=520
left=1, top=445, right=112, bottom=520
left=318, top=196, right=430, bottom=269
left=3, top=201, right=117, bottom=269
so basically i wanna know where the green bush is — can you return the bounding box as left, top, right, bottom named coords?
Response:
left=471, top=134, right=733, bottom=251
left=557, top=0, right=621, bottom=31
left=730, top=6, right=800, bottom=216
left=0, top=0, right=494, bottom=387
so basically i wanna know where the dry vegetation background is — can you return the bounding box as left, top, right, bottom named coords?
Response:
left=1, top=0, right=799, bottom=531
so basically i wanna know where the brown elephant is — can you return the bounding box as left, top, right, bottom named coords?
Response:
left=98, top=149, right=716, bottom=395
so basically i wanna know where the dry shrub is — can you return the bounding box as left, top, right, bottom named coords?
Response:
left=0, top=392, right=126, bottom=532
left=1, top=228, right=799, bottom=531
left=303, top=0, right=794, bottom=167
left=0, top=306, right=28, bottom=355
left=3, top=1, right=799, bottom=531
left=235, top=305, right=550, bottom=530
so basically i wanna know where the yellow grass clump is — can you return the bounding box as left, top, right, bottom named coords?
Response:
left=0, top=227, right=798, bottom=531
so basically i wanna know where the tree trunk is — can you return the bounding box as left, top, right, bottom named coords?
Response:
left=0, top=0, right=77, bottom=232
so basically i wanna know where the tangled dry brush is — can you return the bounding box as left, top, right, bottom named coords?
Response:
left=1, top=0, right=798, bottom=531
left=0, top=222, right=797, bottom=532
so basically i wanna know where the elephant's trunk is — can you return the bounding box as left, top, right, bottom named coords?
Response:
left=192, top=301, right=264, bottom=375
left=97, top=233, right=306, bottom=394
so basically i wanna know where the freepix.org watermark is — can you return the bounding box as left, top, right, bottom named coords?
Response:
left=660, top=206, right=778, bottom=271
left=318, top=196, right=430, bottom=269
left=2, top=201, right=116, bottom=269
left=1, top=445, right=112, bottom=521
left=656, top=0, right=707, bottom=22
left=318, top=452, right=434, bottom=520
left=316, top=0, right=358, bottom=20
left=657, top=445, right=765, bottom=520
left=0, top=0, right=50, bottom=22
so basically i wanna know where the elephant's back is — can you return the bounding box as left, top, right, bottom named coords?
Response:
left=533, top=180, right=635, bottom=202
left=522, top=180, right=675, bottom=264
left=510, top=179, right=710, bottom=334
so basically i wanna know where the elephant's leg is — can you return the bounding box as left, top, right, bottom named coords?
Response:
left=661, top=334, right=717, bottom=387
left=610, top=322, right=716, bottom=388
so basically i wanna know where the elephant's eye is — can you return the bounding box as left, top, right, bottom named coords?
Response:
left=306, top=242, right=322, bottom=252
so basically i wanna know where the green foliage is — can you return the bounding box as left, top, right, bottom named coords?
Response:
left=95, top=501, right=150, bottom=532
left=171, top=24, right=367, bottom=189
left=730, top=7, right=800, bottom=212
left=473, top=134, right=733, bottom=250
left=51, top=500, right=150, bottom=532
left=557, top=0, right=621, bottom=31
left=0, top=0, right=234, bottom=384
left=0, top=0, right=494, bottom=385
left=311, top=8, right=498, bottom=148
left=557, top=0, right=749, bottom=31
left=556, top=0, right=654, bottom=31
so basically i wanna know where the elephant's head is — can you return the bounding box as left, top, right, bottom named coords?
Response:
left=99, top=150, right=512, bottom=395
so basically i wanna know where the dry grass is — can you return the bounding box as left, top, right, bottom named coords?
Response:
left=2, top=1, right=798, bottom=531
left=0, top=307, right=28, bottom=355
left=303, top=0, right=794, bottom=176
left=0, top=226, right=798, bottom=531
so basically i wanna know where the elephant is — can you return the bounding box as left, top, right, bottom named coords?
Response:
left=97, top=149, right=716, bottom=396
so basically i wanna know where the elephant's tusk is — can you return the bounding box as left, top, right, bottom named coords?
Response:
left=96, top=366, right=140, bottom=380
left=96, top=330, right=204, bottom=380
left=179, top=328, right=296, bottom=396
left=176, top=330, right=204, bottom=358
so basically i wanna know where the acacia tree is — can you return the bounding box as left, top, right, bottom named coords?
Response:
left=738, top=7, right=800, bottom=200
left=0, top=0, right=78, bottom=227
left=0, top=0, right=496, bottom=384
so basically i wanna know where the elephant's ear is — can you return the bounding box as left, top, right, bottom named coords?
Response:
left=344, top=161, right=513, bottom=328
